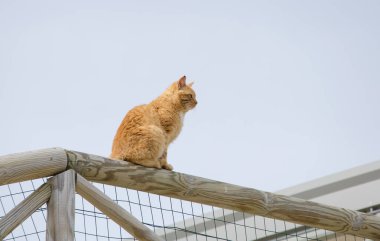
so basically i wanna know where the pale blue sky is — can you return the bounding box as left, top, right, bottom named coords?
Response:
left=1, top=0, right=380, bottom=192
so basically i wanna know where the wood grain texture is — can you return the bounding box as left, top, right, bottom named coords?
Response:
left=76, top=174, right=164, bottom=241
left=67, top=150, right=380, bottom=240
left=0, top=147, right=67, bottom=185
left=46, top=170, right=75, bottom=241
left=0, top=182, right=51, bottom=240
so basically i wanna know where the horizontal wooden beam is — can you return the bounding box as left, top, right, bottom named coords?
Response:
left=76, top=174, right=164, bottom=241
left=0, top=182, right=51, bottom=240
left=0, top=148, right=67, bottom=185
left=67, top=150, right=380, bottom=240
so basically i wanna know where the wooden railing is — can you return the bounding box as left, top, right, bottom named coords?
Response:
left=0, top=148, right=380, bottom=240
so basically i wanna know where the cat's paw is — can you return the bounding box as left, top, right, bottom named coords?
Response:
left=162, top=163, right=173, bottom=171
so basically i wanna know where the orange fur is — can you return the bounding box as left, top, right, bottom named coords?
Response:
left=110, top=76, right=197, bottom=170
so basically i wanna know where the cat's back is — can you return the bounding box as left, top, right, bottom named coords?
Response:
left=118, top=104, right=147, bottom=130
left=116, top=104, right=160, bottom=133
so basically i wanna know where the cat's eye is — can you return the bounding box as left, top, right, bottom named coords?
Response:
left=181, top=94, right=193, bottom=102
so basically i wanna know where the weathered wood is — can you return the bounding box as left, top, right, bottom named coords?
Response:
left=76, top=174, right=164, bottom=241
left=67, top=150, right=380, bottom=240
left=0, top=182, right=51, bottom=240
left=0, top=148, right=67, bottom=185
left=46, top=170, right=75, bottom=241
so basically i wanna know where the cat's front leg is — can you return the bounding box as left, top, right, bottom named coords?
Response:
left=159, top=150, right=173, bottom=171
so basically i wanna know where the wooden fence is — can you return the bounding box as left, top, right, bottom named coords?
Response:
left=0, top=148, right=379, bottom=240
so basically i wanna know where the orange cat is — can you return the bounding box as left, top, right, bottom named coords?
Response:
left=110, top=76, right=197, bottom=170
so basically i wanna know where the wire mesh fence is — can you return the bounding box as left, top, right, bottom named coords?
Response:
left=0, top=178, right=372, bottom=241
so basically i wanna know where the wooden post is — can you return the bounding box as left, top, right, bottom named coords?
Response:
left=0, top=148, right=67, bottom=186
left=0, top=182, right=51, bottom=240
left=46, top=170, right=75, bottom=241
left=76, top=174, right=164, bottom=241
left=67, top=150, right=380, bottom=240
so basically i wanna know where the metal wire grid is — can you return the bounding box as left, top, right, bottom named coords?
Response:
left=0, top=179, right=370, bottom=241
left=1, top=179, right=47, bottom=241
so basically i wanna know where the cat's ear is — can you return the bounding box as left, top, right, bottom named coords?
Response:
left=188, top=82, right=194, bottom=87
left=178, top=75, right=186, bottom=90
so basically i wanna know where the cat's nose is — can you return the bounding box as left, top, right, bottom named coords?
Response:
left=194, top=100, right=198, bottom=105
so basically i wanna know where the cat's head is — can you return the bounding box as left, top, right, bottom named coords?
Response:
left=168, top=75, right=198, bottom=112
